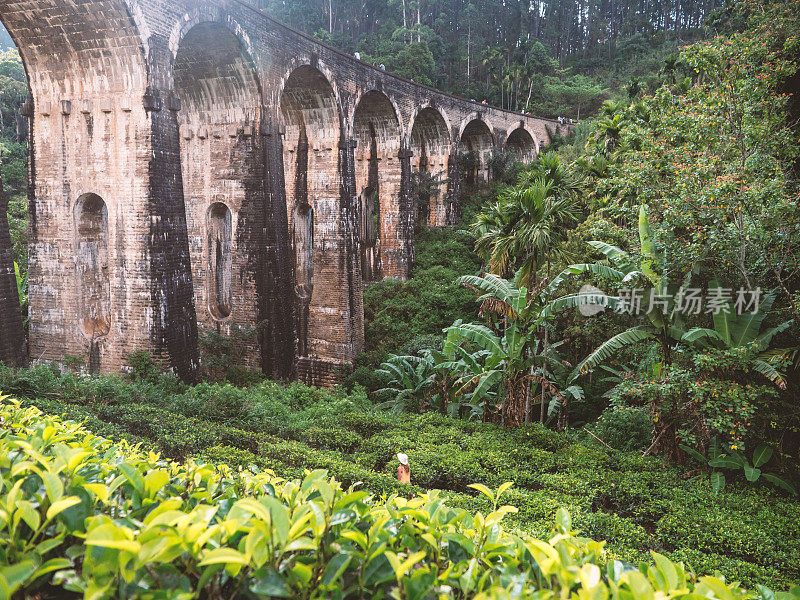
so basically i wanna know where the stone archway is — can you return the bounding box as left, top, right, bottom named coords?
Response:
left=174, top=20, right=266, bottom=370
left=352, top=90, right=403, bottom=281
left=459, top=119, right=494, bottom=185
left=506, top=127, right=537, bottom=163
left=410, top=107, right=451, bottom=227
left=280, top=64, right=360, bottom=372
left=0, top=0, right=200, bottom=375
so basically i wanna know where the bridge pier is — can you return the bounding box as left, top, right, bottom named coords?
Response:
left=0, top=170, right=25, bottom=367
left=0, top=0, right=563, bottom=382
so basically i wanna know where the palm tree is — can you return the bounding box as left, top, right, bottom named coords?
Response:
left=452, top=273, right=567, bottom=426
left=588, top=112, right=624, bottom=156
left=472, top=177, right=580, bottom=292
left=472, top=153, right=583, bottom=423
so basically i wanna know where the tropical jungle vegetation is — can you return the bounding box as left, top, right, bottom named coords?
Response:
left=1, top=0, right=800, bottom=596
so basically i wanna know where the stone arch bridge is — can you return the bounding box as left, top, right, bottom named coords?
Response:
left=0, top=0, right=568, bottom=383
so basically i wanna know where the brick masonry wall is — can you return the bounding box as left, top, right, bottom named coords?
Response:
left=0, top=0, right=572, bottom=383
left=0, top=170, right=25, bottom=367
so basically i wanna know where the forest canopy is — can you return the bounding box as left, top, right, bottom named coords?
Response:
left=257, top=0, right=726, bottom=116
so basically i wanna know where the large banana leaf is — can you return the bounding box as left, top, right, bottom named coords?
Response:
left=546, top=263, right=626, bottom=294
left=681, top=328, right=727, bottom=348
left=540, top=291, right=623, bottom=319
left=729, top=289, right=778, bottom=347
left=573, top=326, right=655, bottom=377
left=458, top=273, right=529, bottom=319
left=638, top=205, right=663, bottom=286
left=505, top=323, right=526, bottom=364
left=755, top=320, right=793, bottom=351
left=444, top=322, right=504, bottom=357
left=586, top=240, right=635, bottom=272
left=458, top=273, right=522, bottom=305
left=471, top=369, right=504, bottom=402
left=752, top=359, right=788, bottom=389
left=707, top=280, right=733, bottom=346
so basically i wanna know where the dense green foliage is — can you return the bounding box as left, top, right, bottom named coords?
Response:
left=372, top=0, right=800, bottom=466
left=1, top=364, right=799, bottom=590
left=5, top=396, right=796, bottom=599
left=542, top=0, right=800, bottom=459
left=1, top=0, right=799, bottom=592
left=256, top=0, right=721, bottom=116
left=0, top=49, right=26, bottom=277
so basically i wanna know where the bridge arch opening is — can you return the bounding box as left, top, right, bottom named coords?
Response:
left=352, top=91, right=402, bottom=281
left=0, top=0, right=150, bottom=370
left=174, top=21, right=265, bottom=363
left=459, top=119, right=494, bottom=186
left=506, top=127, right=537, bottom=163
left=280, top=65, right=342, bottom=359
left=174, top=22, right=262, bottom=126
left=410, top=107, right=450, bottom=227
left=74, top=193, right=111, bottom=340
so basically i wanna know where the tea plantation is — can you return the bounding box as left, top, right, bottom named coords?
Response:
left=1, top=365, right=798, bottom=592
left=4, top=397, right=788, bottom=599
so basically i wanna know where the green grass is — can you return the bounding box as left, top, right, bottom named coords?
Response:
left=1, top=364, right=798, bottom=590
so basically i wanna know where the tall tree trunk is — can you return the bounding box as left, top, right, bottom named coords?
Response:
left=540, top=258, right=551, bottom=424
left=402, top=0, right=409, bottom=42
left=609, top=0, right=615, bottom=61
left=525, top=78, right=534, bottom=111
left=417, top=1, right=422, bottom=42
left=584, top=0, right=592, bottom=59
left=467, top=21, right=471, bottom=83
left=539, top=325, right=548, bottom=423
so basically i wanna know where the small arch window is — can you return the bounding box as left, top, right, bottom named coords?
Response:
left=75, top=193, right=111, bottom=338
left=207, top=202, right=233, bottom=319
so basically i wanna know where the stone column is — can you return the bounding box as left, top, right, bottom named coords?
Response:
left=398, top=147, right=415, bottom=276
left=144, top=86, right=200, bottom=381
left=0, top=168, right=26, bottom=367
left=259, top=117, right=297, bottom=380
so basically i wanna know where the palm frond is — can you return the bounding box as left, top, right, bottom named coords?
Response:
left=572, top=326, right=655, bottom=378
left=752, top=359, right=787, bottom=390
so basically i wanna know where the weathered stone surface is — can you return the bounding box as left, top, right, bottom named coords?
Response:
left=0, top=0, right=571, bottom=383
left=0, top=171, right=25, bottom=367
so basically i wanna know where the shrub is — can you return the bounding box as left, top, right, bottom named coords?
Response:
left=0, top=397, right=783, bottom=600
left=591, top=406, right=653, bottom=451
left=124, top=350, right=163, bottom=383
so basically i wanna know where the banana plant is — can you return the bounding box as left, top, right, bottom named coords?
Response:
left=450, top=274, right=539, bottom=424
left=681, top=285, right=794, bottom=389
left=680, top=440, right=797, bottom=496
left=375, top=354, right=438, bottom=413
left=543, top=205, right=691, bottom=379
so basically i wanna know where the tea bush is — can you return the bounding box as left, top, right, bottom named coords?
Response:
left=590, top=407, right=653, bottom=452
left=2, top=364, right=800, bottom=589
left=0, top=397, right=794, bottom=600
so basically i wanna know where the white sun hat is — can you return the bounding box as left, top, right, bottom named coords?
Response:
left=397, top=453, right=409, bottom=465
